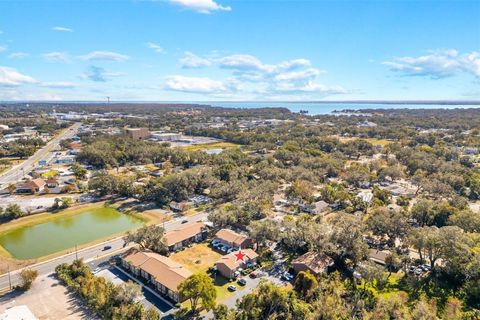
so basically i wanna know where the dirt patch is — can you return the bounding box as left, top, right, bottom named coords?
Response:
left=0, top=274, right=97, bottom=319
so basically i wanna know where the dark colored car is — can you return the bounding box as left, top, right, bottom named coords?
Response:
left=237, top=278, right=247, bottom=286
left=103, top=245, right=112, bottom=251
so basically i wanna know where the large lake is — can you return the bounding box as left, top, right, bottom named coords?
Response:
left=0, top=207, right=144, bottom=259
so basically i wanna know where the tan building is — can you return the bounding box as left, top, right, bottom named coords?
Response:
left=163, top=222, right=208, bottom=251
left=214, top=229, right=252, bottom=249
left=216, top=249, right=258, bottom=279
left=16, top=179, right=46, bottom=194
left=125, top=127, right=150, bottom=140
left=368, top=249, right=390, bottom=266
left=122, top=250, right=192, bottom=302
left=292, top=252, right=333, bottom=275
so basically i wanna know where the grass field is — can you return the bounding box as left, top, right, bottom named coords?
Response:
left=365, top=138, right=393, bottom=146
left=172, top=243, right=243, bottom=303
left=333, top=135, right=393, bottom=147
left=0, top=157, right=22, bottom=175
left=171, top=243, right=221, bottom=273
left=183, top=142, right=240, bottom=152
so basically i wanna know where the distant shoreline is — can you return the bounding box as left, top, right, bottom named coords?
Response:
left=1, top=100, right=480, bottom=105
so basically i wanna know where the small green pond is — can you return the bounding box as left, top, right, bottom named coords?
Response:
left=0, top=207, right=144, bottom=259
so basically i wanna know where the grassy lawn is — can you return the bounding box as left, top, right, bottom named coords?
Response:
left=183, top=142, right=240, bottom=152
left=41, top=170, right=59, bottom=178
left=172, top=243, right=245, bottom=303
left=171, top=243, right=222, bottom=273
left=365, top=138, right=393, bottom=146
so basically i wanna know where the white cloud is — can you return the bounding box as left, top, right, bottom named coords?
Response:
left=383, top=49, right=480, bottom=78
left=146, top=42, right=165, bottom=54
left=461, top=52, right=480, bottom=77
left=0, top=66, right=37, bottom=86
left=277, top=59, right=311, bottom=70
left=0, top=45, right=7, bottom=52
left=40, top=82, right=77, bottom=89
left=52, top=26, right=73, bottom=32
left=274, top=68, right=323, bottom=81
left=43, top=51, right=69, bottom=62
left=8, top=52, right=29, bottom=59
left=79, top=51, right=130, bottom=62
left=165, top=75, right=227, bottom=93
left=180, top=51, right=212, bottom=68
left=218, top=54, right=269, bottom=72
left=169, top=0, right=231, bottom=13
left=170, top=52, right=345, bottom=98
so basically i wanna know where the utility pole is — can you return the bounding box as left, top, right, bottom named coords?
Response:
left=75, top=244, right=78, bottom=260
left=7, top=266, right=12, bottom=290
left=106, top=96, right=111, bottom=114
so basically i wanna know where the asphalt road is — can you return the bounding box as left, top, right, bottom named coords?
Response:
left=0, top=211, right=207, bottom=290
left=0, top=122, right=81, bottom=189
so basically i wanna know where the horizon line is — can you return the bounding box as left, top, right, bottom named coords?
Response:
left=1, top=99, right=480, bottom=105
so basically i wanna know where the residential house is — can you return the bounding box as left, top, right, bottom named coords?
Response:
left=16, top=179, right=46, bottom=194
left=169, top=201, right=191, bottom=212
left=368, top=249, right=391, bottom=266
left=45, top=178, right=59, bottom=188
left=292, top=252, right=333, bottom=275
left=163, top=222, right=208, bottom=251
left=122, top=250, right=192, bottom=302
left=214, top=229, right=253, bottom=249
left=216, top=249, right=258, bottom=279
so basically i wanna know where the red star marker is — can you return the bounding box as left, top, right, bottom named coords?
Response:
left=234, top=250, right=246, bottom=262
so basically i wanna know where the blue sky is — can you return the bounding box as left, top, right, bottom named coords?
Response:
left=0, top=0, right=479, bottom=101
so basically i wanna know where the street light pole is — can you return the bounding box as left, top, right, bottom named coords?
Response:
left=75, top=244, right=78, bottom=260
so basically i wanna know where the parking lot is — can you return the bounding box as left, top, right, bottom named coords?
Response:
left=0, top=273, right=96, bottom=320
left=89, top=258, right=175, bottom=316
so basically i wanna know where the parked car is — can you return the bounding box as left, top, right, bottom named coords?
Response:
left=281, top=272, right=294, bottom=281
left=228, top=285, right=237, bottom=292
left=237, top=278, right=247, bottom=286
left=181, top=220, right=188, bottom=224
left=211, top=239, right=220, bottom=246
left=421, top=264, right=431, bottom=271
left=414, top=268, right=423, bottom=276
left=408, top=266, right=416, bottom=273
left=249, top=272, right=258, bottom=279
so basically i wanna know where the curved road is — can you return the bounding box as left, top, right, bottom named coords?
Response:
left=0, top=211, right=207, bottom=290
